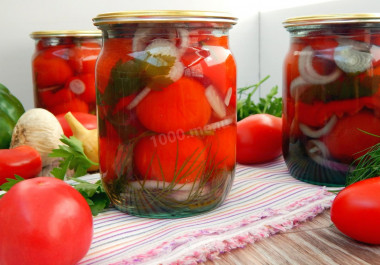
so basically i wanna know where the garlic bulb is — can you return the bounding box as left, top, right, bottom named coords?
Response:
left=10, top=108, right=63, bottom=167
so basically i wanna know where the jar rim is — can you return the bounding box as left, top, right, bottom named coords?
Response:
left=92, top=10, right=237, bottom=26
left=30, top=30, right=102, bottom=39
left=283, top=13, right=380, bottom=28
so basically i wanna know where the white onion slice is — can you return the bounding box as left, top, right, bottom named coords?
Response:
left=298, top=46, right=341, bottom=85
left=290, top=76, right=309, bottom=98
left=203, top=117, right=234, bottom=131
left=203, top=45, right=230, bottom=67
left=299, top=115, right=337, bottom=138
left=205, top=85, right=227, bottom=118
left=224, top=87, right=233, bottom=106
left=334, top=39, right=372, bottom=73
left=306, top=140, right=349, bottom=172
left=127, top=87, right=151, bottom=110
left=130, top=180, right=209, bottom=201
left=69, top=79, right=85, bottom=94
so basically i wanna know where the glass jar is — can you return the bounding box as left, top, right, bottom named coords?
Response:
left=30, top=30, right=102, bottom=115
left=93, top=10, right=237, bottom=218
left=283, top=14, right=380, bottom=186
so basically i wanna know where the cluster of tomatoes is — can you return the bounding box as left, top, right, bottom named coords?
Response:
left=96, top=29, right=237, bottom=185
left=32, top=38, right=101, bottom=115
left=284, top=32, right=380, bottom=168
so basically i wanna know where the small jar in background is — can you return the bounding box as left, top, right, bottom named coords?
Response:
left=30, top=30, right=102, bottom=115
left=283, top=14, right=380, bottom=186
left=93, top=10, right=237, bottom=218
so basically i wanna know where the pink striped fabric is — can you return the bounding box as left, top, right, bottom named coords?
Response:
left=78, top=157, right=335, bottom=265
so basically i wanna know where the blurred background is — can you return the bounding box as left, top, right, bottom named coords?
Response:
left=0, top=0, right=378, bottom=110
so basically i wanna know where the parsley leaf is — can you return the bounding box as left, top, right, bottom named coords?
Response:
left=237, top=75, right=282, bottom=121
left=70, top=178, right=110, bottom=216
left=0, top=175, right=25, bottom=198
left=49, top=135, right=97, bottom=180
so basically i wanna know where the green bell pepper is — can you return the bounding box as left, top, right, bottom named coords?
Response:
left=0, top=83, right=25, bottom=148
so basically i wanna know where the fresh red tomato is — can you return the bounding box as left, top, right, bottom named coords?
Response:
left=0, top=177, right=93, bottom=265
left=56, top=112, right=97, bottom=137
left=134, top=135, right=206, bottom=184
left=236, top=114, right=282, bottom=164
left=0, top=145, right=42, bottom=185
left=331, top=177, right=380, bottom=244
left=323, top=110, right=380, bottom=163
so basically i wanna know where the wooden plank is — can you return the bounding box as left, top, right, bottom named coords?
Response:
left=202, top=210, right=380, bottom=264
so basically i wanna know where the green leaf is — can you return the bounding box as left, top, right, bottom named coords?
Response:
left=0, top=175, right=24, bottom=192
left=0, top=175, right=25, bottom=199
left=49, top=135, right=97, bottom=180
left=346, top=142, right=380, bottom=186
left=237, top=76, right=282, bottom=120
left=71, top=178, right=110, bottom=216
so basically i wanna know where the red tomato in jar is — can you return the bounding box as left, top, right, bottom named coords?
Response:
left=331, top=177, right=380, bottom=244
left=0, top=177, right=93, bottom=265
left=66, top=73, right=96, bottom=104
left=96, top=38, right=134, bottom=94
left=136, top=77, right=211, bottom=133
left=134, top=135, right=206, bottom=184
left=236, top=114, right=282, bottom=164
left=56, top=112, right=97, bottom=137
left=49, top=98, right=89, bottom=115
left=68, top=41, right=101, bottom=74
left=38, top=88, right=74, bottom=108
left=205, top=125, right=236, bottom=170
left=323, top=110, right=380, bottom=163
left=33, top=49, right=73, bottom=88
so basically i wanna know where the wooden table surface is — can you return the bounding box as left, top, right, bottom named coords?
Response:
left=202, top=210, right=380, bottom=265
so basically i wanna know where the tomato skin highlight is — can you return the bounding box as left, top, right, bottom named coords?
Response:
left=0, top=177, right=93, bottom=265
left=331, top=177, right=380, bottom=245
left=236, top=114, right=282, bottom=164
left=0, top=145, right=42, bottom=185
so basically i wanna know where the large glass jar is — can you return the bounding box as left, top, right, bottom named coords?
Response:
left=93, top=10, right=237, bottom=218
left=283, top=14, right=380, bottom=186
left=30, top=31, right=102, bottom=115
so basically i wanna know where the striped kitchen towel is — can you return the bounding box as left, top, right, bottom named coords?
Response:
left=79, top=157, right=335, bottom=265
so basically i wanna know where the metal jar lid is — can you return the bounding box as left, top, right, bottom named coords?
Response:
left=30, top=30, right=102, bottom=39
left=92, top=10, right=237, bottom=26
left=283, top=13, right=380, bottom=28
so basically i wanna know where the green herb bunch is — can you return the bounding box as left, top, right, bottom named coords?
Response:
left=237, top=75, right=282, bottom=121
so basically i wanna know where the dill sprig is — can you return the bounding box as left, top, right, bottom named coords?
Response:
left=346, top=143, right=380, bottom=186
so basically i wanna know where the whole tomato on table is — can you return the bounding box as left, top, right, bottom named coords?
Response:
left=236, top=114, right=282, bottom=164
left=331, top=177, right=380, bottom=245
left=0, top=145, right=42, bottom=185
left=0, top=177, right=93, bottom=265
